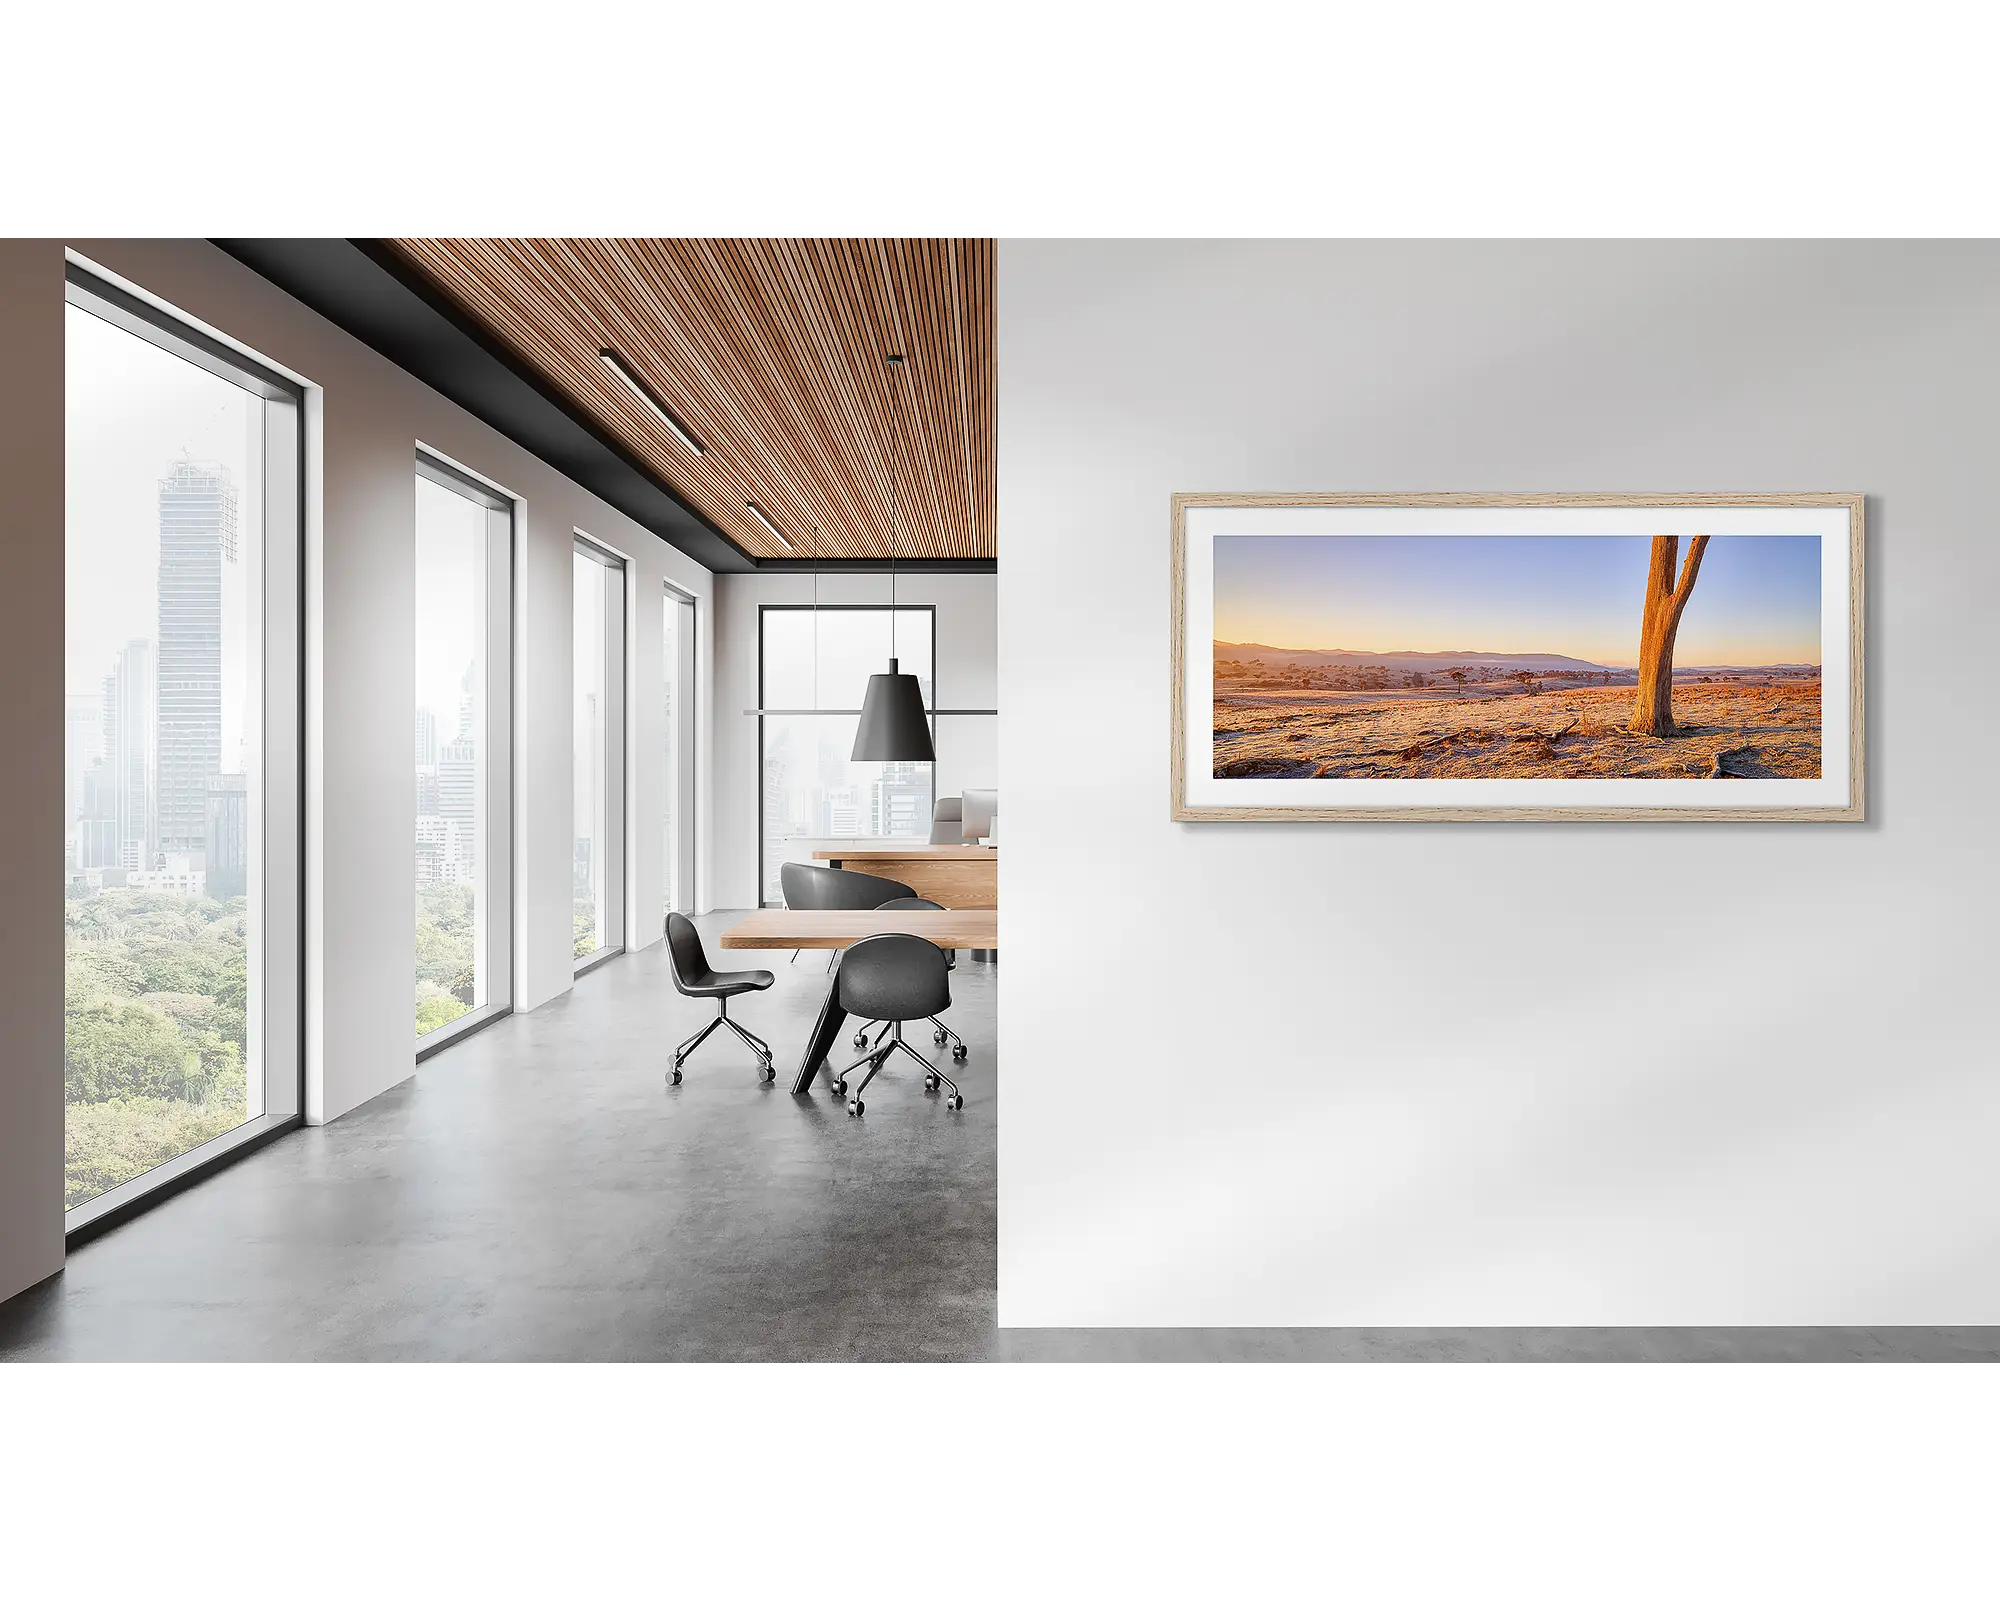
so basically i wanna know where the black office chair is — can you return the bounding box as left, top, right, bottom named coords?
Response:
left=778, top=862, right=915, bottom=970
left=664, top=912, right=776, bottom=1086
left=828, top=932, right=960, bottom=1116
left=853, top=897, right=967, bottom=1063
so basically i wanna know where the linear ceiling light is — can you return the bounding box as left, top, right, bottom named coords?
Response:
left=597, top=347, right=705, bottom=456
left=744, top=501, right=793, bottom=550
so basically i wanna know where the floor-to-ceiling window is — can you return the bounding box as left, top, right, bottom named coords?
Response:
left=663, top=583, right=696, bottom=920
left=414, top=455, right=513, bottom=1050
left=62, top=263, right=303, bottom=1224
left=573, top=538, right=626, bottom=967
left=759, top=605, right=935, bottom=904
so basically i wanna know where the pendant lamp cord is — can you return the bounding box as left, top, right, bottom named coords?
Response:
left=888, top=352, right=899, bottom=662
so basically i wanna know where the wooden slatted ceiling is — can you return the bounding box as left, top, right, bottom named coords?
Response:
left=382, top=238, right=994, bottom=561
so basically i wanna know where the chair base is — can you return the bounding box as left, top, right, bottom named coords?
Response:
left=853, top=1015, right=966, bottom=1062
left=828, top=1021, right=961, bottom=1116
left=670, top=996, right=775, bottom=1086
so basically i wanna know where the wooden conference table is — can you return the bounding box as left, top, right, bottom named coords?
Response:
left=721, top=909, right=999, bottom=1094
left=810, top=844, right=997, bottom=909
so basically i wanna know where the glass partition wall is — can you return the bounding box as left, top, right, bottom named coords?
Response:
left=759, top=605, right=935, bottom=904
left=414, top=456, right=513, bottom=1053
left=573, top=539, right=627, bottom=968
left=63, top=263, right=303, bottom=1227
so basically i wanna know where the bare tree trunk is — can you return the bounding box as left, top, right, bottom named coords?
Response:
left=1627, top=534, right=1710, bottom=735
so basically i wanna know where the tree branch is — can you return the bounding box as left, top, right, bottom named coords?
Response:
left=1669, top=534, right=1710, bottom=621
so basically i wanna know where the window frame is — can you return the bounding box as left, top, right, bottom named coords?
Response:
left=62, top=260, right=307, bottom=1240
left=413, top=450, right=517, bottom=1062
left=755, top=603, right=939, bottom=908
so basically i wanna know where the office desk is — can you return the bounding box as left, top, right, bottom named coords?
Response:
left=722, top=909, right=999, bottom=1092
left=811, top=845, right=998, bottom=909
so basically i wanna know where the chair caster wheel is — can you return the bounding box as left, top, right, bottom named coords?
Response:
left=847, top=1098, right=864, bottom=1117
left=924, top=1074, right=938, bottom=1092
left=933, top=1030, right=948, bottom=1047
left=830, top=1077, right=847, bottom=1096
left=853, top=1032, right=869, bottom=1049
left=761, top=1062, right=776, bottom=1082
left=945, top=1094, right=963, bottom=1111
left=952, top=1045, right=968, bottom=1062
left=669, top=1068, right=683, bottom=1086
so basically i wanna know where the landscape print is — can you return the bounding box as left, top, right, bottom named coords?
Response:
left=1212, top=533, right=1823, bottom=781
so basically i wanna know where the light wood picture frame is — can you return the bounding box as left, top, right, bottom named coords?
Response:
left=1171, top=493, right=1866, bottom=822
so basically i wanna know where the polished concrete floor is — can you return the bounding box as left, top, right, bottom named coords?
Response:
left=3, top=919, right=1995, bottom=1360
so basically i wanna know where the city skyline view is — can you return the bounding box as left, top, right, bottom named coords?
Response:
left=65, top=304, right=253, bottom=748
left=414, top=474, right=490, bottom=1035
left=63, top=300, right=264, bottom=1212
left=64, top=306, right=256, bottom=895
left=759, top=607, right=935, bottom=900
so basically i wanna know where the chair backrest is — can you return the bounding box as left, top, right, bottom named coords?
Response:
left=961, top=789, right=998, bottom=843
left=664, top=912, right=712, bottom=996
left=928, top=797, right=963, bottom=846
left=779, top=861, right=915, bottom=910
left=874, top=896, right=954, bottom=966
left=836, top=933, right=952, bottom=1022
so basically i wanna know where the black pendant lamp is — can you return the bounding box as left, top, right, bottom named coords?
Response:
left=852, top=353, right=936, bottom=763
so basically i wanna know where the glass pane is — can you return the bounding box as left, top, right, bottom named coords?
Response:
left=761, top=607, right=933, bottom=708
left=662, top=591, right=682, bottom=917
left=414, top=476, right=486, bottom=1037
left=574, top=550, right=604, bottom=958
left=760, top=716, right=933, bottom=902
left=758, top=606, right=936, bottom=903
left=64, top=302, right=261, bottom=1210
left=574, top=548, right=623, bottom=960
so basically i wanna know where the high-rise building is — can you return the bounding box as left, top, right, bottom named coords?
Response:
left=102, top=637, right=155, bottom=870
left=457, top=659, right=476, bottom=740
left=415, top=815, right=450, bottom=886
left=155, top=459, right=237, bottom=864
left=869, top=760, right=928, bottom=836
left=205, top=773, right=248, bottom=900
left=75, top=760, right=120, bottom=872
left=437, top=735, right=476, bottom=880
left=65, top=693, right=103, bottom=843
left=414, top=705, right=438, bottom=769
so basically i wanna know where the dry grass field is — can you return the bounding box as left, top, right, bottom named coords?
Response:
left=1213, top=678, right=1822, bottom=780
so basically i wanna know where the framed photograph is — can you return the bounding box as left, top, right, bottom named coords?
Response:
left=1171, top=493, right=1865, bottom=821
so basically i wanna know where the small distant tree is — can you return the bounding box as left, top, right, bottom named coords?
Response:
left=1448, top=669, right=1467, bottom=694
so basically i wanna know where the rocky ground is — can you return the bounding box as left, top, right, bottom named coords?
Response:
left=1212, top=680, right=1822, bottom=780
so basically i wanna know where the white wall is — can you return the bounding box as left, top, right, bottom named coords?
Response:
left=997, top=239, right=2000, bottom=1327
left=0, top=239, right=716, bottom=1296
left=711, top=571, right=997, bottom=908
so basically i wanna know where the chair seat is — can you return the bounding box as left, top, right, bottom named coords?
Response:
left=679, top=967, right=773, bottom=1000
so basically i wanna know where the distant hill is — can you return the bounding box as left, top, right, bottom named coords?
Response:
left=1674, top=663, right=1820, bottom=675
left=1215, top=642, right=1613, bottom=674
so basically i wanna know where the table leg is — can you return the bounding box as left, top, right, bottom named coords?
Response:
left=790, top=955, right=849, bottom=1094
